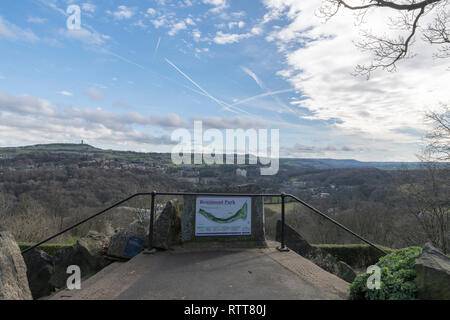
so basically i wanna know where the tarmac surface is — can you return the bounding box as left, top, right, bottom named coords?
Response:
left=50, top=241, right=349, bottom=300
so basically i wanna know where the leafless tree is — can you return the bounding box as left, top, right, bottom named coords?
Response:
left=425, top=105, right=450, bottom=160
left=318, top=0, right=450, bottom=76
left=0, top=192, right=13, bottom=230
left=399, top=161, right=449, bottom=253
left=1, top=196, right=62, bottom=242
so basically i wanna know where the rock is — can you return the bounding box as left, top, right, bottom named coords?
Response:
left=127, top=220, right=148, bottom=247
left=50, top=231, right=110, bottom=289
left=276, top=221, right=356, bottom=283
left=106, top=219, right=149, bottom=259
left=414, top=242, right=450, bottom=300
left=78, top=230, right=110, bottom=256
left=153, top=200, right=181, bottom=250
left=0, top=231, right=32, bottom=300
left=103, top=220, right=116, bottom=237
left=107, top=230, right=143, bottom=259
left=23, top=249, right=55, bottom=299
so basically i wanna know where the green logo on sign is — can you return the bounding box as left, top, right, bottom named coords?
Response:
left=198, top=202, right=248, bottom=224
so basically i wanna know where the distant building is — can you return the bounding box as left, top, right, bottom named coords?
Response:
left=236, top=168, right=247, bottom=177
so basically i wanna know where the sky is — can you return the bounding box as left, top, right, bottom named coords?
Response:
left=0, top=0, right=449, bottom=161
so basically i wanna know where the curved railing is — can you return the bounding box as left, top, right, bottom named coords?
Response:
left=21, top=191, right=387, bottom=255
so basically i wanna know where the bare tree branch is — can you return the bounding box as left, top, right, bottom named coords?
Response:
left=319, top=0, right=450, bottom=76
left=425, top=105, right=450, bottom=160
left=334, top=0, right=441, bottom=11
left=424, top=8, right=450, bottom=57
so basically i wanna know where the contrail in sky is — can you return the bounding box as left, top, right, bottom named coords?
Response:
left=231, top=88, right=297, bottom=107
left=165, top=58, right=249, bottom=115
left=241, top=67, right=264, bottom=88
left=240, top=66, right=297, bottom=114
left=153, top=37, right=161, bottom=61
left=39, top=0, right=258, bottom=117
left=105, top=50, right=149, bottom=71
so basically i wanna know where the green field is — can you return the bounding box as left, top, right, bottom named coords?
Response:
left=264, top=202, right=298, bottom=213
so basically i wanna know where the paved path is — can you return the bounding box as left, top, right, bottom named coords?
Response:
left=50, top=242, right=349, bottom=300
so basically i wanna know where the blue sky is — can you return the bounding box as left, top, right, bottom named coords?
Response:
left=1, top=0, right=449, bottom=161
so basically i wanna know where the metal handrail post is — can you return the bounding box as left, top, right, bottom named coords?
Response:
left=277, top=193, right=289, bottom=252
left=144, top=191, right=157, bottom=254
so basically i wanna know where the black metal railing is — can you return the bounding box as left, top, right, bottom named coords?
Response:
left=21, top=191, right=387, bottom=255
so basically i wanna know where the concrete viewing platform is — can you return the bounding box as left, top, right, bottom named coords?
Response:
left=50, top=241, right=349, bottom=300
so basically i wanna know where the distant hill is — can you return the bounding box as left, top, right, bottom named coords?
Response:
left=0, top=143, right=423, bottom=169
left=0, top=143, right=102, bottom=154
left=0, top=143, right=173, bottom=166
left=281, top=158, right=422, bottom=170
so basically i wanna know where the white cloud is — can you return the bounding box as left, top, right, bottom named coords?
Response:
left=228, top=21, right=245, bottom=29
left=192, top=116, right=269, bottom=129
left=82, top=3, right=96, bottom=13
left=202, top=0, right=228, bottom=13
left=147, top=8, right=156, bottom=15
left=195, top=47, right=209, bottom=53
left=231, top=11, right=246, bottom=18
left=110, top=5, right=135, bottom=20
left=168, top=21, right=187, bottom=36
left=27, top=16, right=47, bottom=24
left=59, top=91, right=73, bottom=96
left=133, top=20, right=147, bottom=28
left=0, top=16, right=39, bottom=42
left=262, top=0, right=450, bottom=146
left=192, top=29, right=202, bottom=42
left=152, top=17, right=166, bottom=28
left=185, top=18, right=195, bottom=26
left=0, top=91, right=183, bottom=148
left=213, top=31, right=252, bottom=44
left=251, top=26, right=263, bottom=35
left=84, top=87, right=105, bottom=101
left=0, top=91, right=55, bottom=116
left=59, top=27, right=105, bottom=46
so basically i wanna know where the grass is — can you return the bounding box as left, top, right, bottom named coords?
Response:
left=264, top=202, right=298, bottom=213
left=19, top=237, right=79, bottom=256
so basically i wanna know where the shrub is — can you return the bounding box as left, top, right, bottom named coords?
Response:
left=349, top=246, right=422, bottom=300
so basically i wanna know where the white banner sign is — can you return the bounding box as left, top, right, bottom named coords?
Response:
left=195, top=197, right=251, bottom=236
